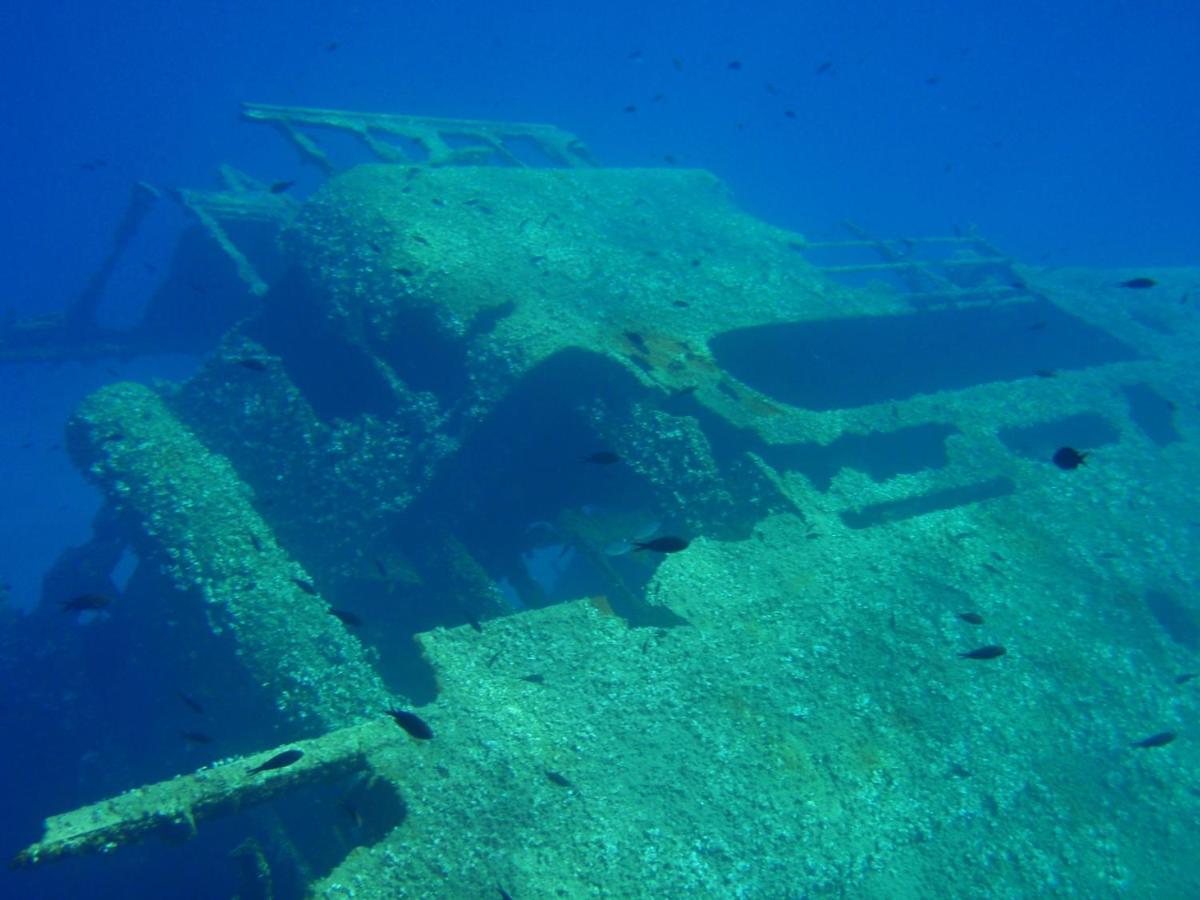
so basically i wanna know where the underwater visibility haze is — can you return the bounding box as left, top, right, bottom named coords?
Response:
left=0, top=1, right=1198, bottom=897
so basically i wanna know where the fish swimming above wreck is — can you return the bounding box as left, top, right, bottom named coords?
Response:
left=959, top=645, right=1006, bottom=660
left=1052, top=447, right=1088, bottom=470
left=59, top=593, right=111, bottom=614
left=632, top=536, right=690, bottom=553
left=388, top=709, right=434, bottom=740
left=247, top=749, right=304, bottom=775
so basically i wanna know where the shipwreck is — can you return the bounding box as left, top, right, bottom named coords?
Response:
left=3, top=104, right=1197, bottom=898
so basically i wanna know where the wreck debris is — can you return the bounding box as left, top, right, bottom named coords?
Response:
left=7, top=102, right=1194, bottom=896
left=12, top=720, right=395, bottom=869
left=0, top=182, right=160, bottom=365
left=174, top=164, right=298, bottom=297
left=66, top=381, right=394, bottom=727
left=240, top=103, right=597, bottom=172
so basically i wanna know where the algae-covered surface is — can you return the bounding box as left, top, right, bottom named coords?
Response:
left=312, top=501, right=1200, bottom=898
left=12, top=159, right=1199, bottom=898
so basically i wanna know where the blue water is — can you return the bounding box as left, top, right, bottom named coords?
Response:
left=0, top=1, right=1196, bottom=896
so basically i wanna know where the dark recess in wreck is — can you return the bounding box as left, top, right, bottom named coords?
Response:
left=709, top=299, right=1140, bottom=410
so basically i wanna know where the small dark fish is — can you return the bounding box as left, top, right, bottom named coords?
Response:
left=623, top=330, right=649, bottom=354
left=727, top=59, right=742, bottom=70
left=179, top=692, right=205, bottom=715
left=373, top=557, right=388, bottom=577
left=1131, top=731, right=1175, bottom=749
left=671, top=300, right=689, bottom=308
left=672, top=57, right=683, bottom=72
left=1119, top=277, right=1156, bottom=289
left=497, top=887, right=515, bottom=900
left=1027, top=320, right=1047, bottom=331
left=292, top=577, right=318, bottom=595
left=1033, top=369, right=1057, bottom=378
left=60, top=593, right=110, bottom=613
left=663, top=154, right=678, bottom=165
left=582, top=451, right=621, bottom=465
left=325, top=41, right=340, bottom=52
left=247, top=748, right=303, bottom=774
left=633, top=536, right=690, bottom=553
left=545, top=770, right=573, bottom=788
left=623, top=104, right=637, bottom=113
left=784, top=109, right=797, bottom=119
left=958, top=612, right=985, bottom=625
left=925, top=74, right=942, bottom=85
left=815, top=60, right=833, bottom=75
left=1052, top=447, right=1088, bottom=470
left=388, top=708, right=434, bottom=740
left=329, top=608, right=363, bottom=627
left=248, top=533, right=263, bottom=552
left=521, top=673, right=545, bottom=684
left=340, top=798, right=364, bottom=829
left=181, top=731, right=213, bottom=744
left=236, top=357, right=268, bottom=372
left=268, top=180, right=295, bottom=194
left=468, top=616, right=483, bottom=633
left=1175, top=673, right=1198, bottom=685
left=959, top=645, right=1006, bottom=660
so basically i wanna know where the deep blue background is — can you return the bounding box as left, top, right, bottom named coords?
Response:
left=0, top=0, right=1195, bottom=599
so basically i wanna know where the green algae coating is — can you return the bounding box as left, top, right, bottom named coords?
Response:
left=67, top=381, right=395, bottom=727
left=281, top=166, right=864, bottom=406
left=41, top=152, right=1200, bottom=897
left=305, top=506, right=1200, bottom=899
left=16, top=720, right=393, bottom=868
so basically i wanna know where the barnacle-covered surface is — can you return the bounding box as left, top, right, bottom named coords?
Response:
left=19, top=150, right=1198, bottom=898
left=307, top=506, right=1199, bottom=898
left=65, top=382, right=395, bottom=727
left=162, top=164, right=864, bottom=619
left=278, top=165, right=867, bottom=419
left=14, top=721, right=389, bottom=869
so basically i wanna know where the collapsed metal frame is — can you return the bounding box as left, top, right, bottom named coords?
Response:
left=240, top=102, right=597, bottom=172
left=0, top=99, right=1026, bottom=369
left=801, top=221, right=1032, bottom=309
left=0, top=105, right=597, bottom=366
